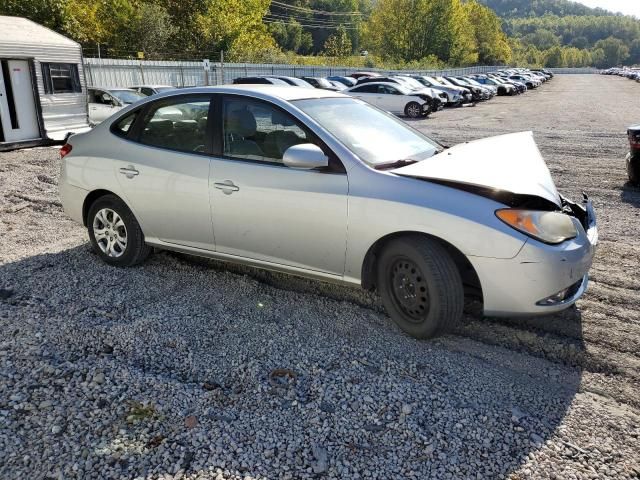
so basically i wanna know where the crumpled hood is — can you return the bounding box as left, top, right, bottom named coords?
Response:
left=392, top=131, right=561, bottom=207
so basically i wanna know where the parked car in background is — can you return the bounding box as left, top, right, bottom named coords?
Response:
left=59, top=85, right=598, bottom=339
left=327, top=76, right=357, bottom=87
left=129, top=85, right=175, bottom=96
left=327, top=80, right=348, bottom=91
left=354, top=76, right=445, bottom=111
left=410, top=75, right=472, bottom=106
left=489, top=74, right=527, bottom=94
left=455, top=77, right=496, bottom=98
left=87, top=87, right=146, bottom=125
left=440, top=77, right=486, bottom=102
left=346, top=82, right=432, bottom=118
left=264, top=76, right=315, bottom=88
left=470, top=75, right=515, bottom=96
left=301, top=77, right=340, bottom=91
left=349, top=71, right=381, bottom=79
left=232, top=77, right=289, bottom=85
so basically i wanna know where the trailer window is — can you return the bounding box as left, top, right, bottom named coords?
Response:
left=42, top=63, right=81, bottom=94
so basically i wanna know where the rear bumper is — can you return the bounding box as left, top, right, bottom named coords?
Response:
left=59, top=175, right=88, bottom=225
left=469, top=199, right=598, bottom=317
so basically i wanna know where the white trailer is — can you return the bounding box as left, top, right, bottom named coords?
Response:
left=0, top=15, right=90, bottom=150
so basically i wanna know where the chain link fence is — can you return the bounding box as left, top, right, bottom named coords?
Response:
left=82, top=57, right=600, bottom=88
left=83, top=57, right=509, bottom=88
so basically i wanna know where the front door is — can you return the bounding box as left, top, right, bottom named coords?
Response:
left=88, top=89, right=119, bottom=124
left=209, top=95, right=349, bottom=275
left=0, top=59, right=40, bottom=142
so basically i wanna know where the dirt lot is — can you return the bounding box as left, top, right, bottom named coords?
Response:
left=1, top=74, right=639, bottom=479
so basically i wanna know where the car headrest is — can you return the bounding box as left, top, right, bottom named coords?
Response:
left=173, top=120, right=198, bottom=133
left=146, top=119, right=173, bottom=135
left=226, top=108, right=257, bottom=137
left=270, top=109, right=295, bottom=127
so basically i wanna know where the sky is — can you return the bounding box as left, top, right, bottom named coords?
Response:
left=574, top=0, right=640, bottom=18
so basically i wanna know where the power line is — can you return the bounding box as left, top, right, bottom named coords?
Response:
left=265, top=12, right=359, bottom=27
left=263, top=18, right=360, bottom=30
left=270, top=1, right=364, bottom=17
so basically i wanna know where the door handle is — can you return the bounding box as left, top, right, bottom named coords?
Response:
left=214, top=180, right=239, bottom=194
left=119, top=166, right=139, bottom=179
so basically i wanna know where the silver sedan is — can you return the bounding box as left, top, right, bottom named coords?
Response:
left=58, top=86, right=598, bottom=339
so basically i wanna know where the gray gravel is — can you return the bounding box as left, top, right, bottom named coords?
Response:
left=1, top=75, right=640, bottom=479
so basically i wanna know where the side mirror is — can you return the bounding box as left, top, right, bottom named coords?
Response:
left=283, top=143, right=328, bottom=170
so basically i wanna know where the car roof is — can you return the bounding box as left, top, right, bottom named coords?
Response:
left=130, top=85, right=173, bottom=88
left=143, top=84, right=345, bottom=101
left=89, top=87, right=138, bottom=92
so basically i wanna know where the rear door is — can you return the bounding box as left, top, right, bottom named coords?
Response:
left=207, top=94, right=349, bottom=275
left=113, top=94, right=216, bottom=250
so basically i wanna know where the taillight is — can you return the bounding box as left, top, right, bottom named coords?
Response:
left=60, top=143, right=72, bottom=159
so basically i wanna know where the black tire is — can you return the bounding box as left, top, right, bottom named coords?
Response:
left=87, top=194, right=151, bottom=267
left=405, top=101, right=423, bottom=119
left=376, top=236, right=464, bottom=339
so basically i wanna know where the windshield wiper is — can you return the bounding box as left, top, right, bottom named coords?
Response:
left=374, top=159, right=419, bottom=170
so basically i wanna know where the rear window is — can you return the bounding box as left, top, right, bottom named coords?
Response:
left=112, top=111, right=139, bottom=137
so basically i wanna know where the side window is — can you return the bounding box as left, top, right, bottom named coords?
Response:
left=42, top=63, right=81, bottom=94
left=141, top=87, right=154, bottom=96
left=379, top=85, right=398, bottom=95
left=223, top=97, right=310, bottom=164
left=112, top=111, right=139, bottom=137
left=138, top=96, right=211, bottom=153
left=354, top=84, right=375, bottom=93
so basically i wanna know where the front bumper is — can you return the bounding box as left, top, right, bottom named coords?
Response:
left=469, top=197, right=598, bottom=317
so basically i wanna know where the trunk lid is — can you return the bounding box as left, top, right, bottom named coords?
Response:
left=391, top=131, right=561, bottom=207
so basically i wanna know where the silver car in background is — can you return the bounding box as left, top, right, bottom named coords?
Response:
left=59, top=86, right=598, bottom=339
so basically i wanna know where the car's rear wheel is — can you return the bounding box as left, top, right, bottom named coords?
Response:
left=377, top=236, right=463, bottom=339
left=405, top=102, right=423, bottom=118
left=87, top=194, right=151, bottom=267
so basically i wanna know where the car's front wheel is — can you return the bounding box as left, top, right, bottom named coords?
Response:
left=87, top=194, right=151, bottom=267
left=405, top=101, right=424, bottom=118
left=377, top=236, right=464, bottom=339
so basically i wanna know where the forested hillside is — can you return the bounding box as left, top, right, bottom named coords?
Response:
left=479, top=0, right=610, bottom=18
left=0, top=0, right=638, bottom=68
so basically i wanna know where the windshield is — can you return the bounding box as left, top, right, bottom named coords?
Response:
left=464, top=78, right=483, bottom=87
left=396, top=77, right=424, bottom=90
left=436, top=77, right=455, bottom=87
left=155, top=87, right=174, bottom=92
left=293, top=97, right=439, bottom=167
left=110, top=90, right=146, bottom=104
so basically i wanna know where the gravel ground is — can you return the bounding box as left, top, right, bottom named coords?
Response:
left=1, top=74, right=639, bottom=480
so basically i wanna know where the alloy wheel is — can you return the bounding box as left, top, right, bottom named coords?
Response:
left=92, top=208, right=127, bottom=258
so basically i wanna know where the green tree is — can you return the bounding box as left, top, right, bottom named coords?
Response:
left=463, top=0, right=512, bottom=64
left=364, top=0, right=479, bottom=66
left=544, top=45, right=566, bottom=67
left=593, top=36, right=630, bottom=68
left=322, top=25, right=352, bottom=57
left=0, top=0, right=67, bottom=31
left=126, top=3, right=177, bottom=57
left=195, top=0, right=278, bottom=61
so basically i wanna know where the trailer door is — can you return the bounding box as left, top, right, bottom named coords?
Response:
left=0, top=59, right=40, bottom=143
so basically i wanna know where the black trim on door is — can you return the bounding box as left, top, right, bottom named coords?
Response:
left=1, top=60, right=19, bottom=129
